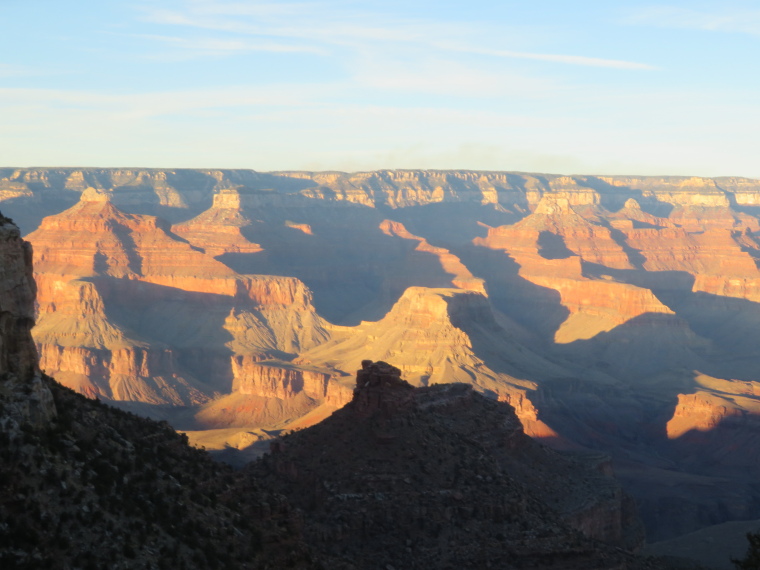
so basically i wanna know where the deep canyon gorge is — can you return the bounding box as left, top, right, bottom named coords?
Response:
left=4, top=167, right=760, bottom=561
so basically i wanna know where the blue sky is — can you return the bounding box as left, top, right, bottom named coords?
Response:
left=1, top=0, right=759, bottom=176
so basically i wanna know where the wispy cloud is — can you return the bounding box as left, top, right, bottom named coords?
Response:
left=126, top=33, right=327, bottom=58
left=141, top=8, right=457, bottom=46
left=182, top=0, right=322, bottom=18
left=137, top=1, right=655, bottom=70
left=350, top=56, right=561, bottom=98
left=432, top=42, right=657, bottom=70
left=626, top=6, right=760, bottom=35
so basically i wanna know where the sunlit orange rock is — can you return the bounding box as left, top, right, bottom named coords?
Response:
left=666, top=375, right=760, bottom=441
left=297, top=286, right=560, bottom=435
left=172, top=188, right=263, bottom=257
left=26, top=190, right=334, bottom=412
left=480, top=194, right=634, bottom=270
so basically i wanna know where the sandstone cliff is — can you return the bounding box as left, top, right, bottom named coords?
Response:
left=296, top=287, right=566, bottom=438
left=7, top=167, right=760, bottom=232
left=0, top=214, right=39, bottom=381
left=473, top=195, right=682, bottom=345
left=172, top=188, right=263, bottom=257
left=26, top=191, right=335, bottom=415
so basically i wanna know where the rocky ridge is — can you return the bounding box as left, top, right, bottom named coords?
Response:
left=248, top=361, right=669, bottom=570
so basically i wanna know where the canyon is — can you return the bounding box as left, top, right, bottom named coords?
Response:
left=4, top=167, right=760, bottom=552
left=0, top=214, right=674, bottom=568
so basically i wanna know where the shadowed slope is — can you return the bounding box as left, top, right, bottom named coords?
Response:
left=247, top=361, right=657, bottom=570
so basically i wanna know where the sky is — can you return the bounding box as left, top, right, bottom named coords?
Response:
left=1, top=0, right=759, bottom=177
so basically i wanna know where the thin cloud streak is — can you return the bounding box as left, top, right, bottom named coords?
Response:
left=184, top=1, right=330, bottom=18
left=350, top=56, right=561, bottom=98
left=126, top=33, right=328, bottom=55
left=142, top=9, right=457, bottom=45
left=140, top=4, right=655, bottom=70
left=433, top=42, right=657, bottom=70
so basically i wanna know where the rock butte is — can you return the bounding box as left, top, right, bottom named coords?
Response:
left=5, top=168, right=760, bottom=544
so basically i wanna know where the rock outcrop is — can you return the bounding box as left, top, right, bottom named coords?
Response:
left=0, top=214, right=39, bottom=382
left=248, top=361, right=650, bottom=569
left=473, top=197, right=681, bottom=345
left=172, top=188, right=264, bottom=257
left=296, top=287, right=565, bottom=437
left=0, top=213, right=55, bottom=427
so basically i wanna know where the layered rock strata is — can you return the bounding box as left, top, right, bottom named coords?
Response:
left=25, top=191, right=337, bottom=433
left=296, top=286, right=565, bottom=437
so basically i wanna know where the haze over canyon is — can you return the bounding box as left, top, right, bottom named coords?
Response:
left=4, top=167, right=760, bottom=552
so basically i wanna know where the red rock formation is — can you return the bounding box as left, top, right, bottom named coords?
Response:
left=172, top=188, right=263, bottom=257
left=28, top=187, right=238, bottom=285
left=26, top=190, right=334, bottom=412
left=480, top=194, right=634, bottom=270
left=666, top=375, right=760, bottom=440
left=231, top=358, right=351, bottom=406
left=297, top=286, right=562, bottom=436
left=475, top=195, right=676, bottom=342
left=11, top=168, right=760, bottom=545
left=607, top=198, right=674, bottom=230
left=616, top=221, right=760, bottom=301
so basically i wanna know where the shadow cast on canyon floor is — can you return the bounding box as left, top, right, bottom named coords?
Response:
left=436, top=247, right=759, bottom=541
left=385, top=202, right=523, bottom=247
left=581, top=263, right=760, bottom=382
left=454, top=244, right=571, bottom=345
left=222, top=203, right=478, bottom=326
left=92, top=276, right=241, bottom=394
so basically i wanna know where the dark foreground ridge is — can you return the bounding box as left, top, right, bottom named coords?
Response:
left=248, top=360, right=676, bottom=570
left=0, top=379, right=317, bottom=569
